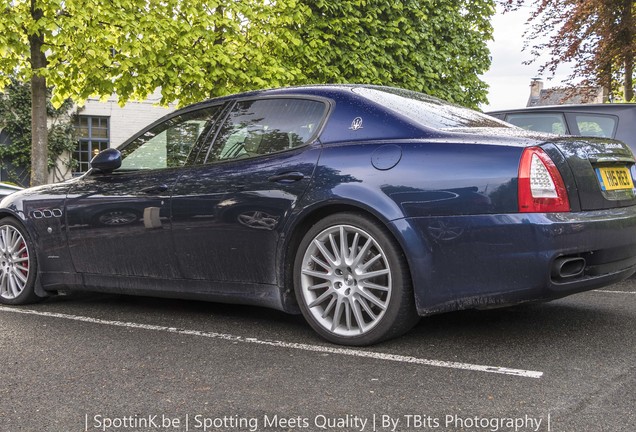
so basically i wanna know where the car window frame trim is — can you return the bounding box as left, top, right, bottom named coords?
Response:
left=200, top=94, right=334, bottom=165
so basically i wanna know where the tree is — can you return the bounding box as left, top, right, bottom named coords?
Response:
left=0, top=78, right=76, bottom=186
left=1, top=0, right=495, bottom=186
left=292, top=0, right=495, bottom=108
left=503, top=0, right=635, bottom=102
left=0, top=0, right=307, bottom=185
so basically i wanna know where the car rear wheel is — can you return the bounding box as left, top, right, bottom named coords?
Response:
left=294, top=213, right=419, bottom=345
left=0, top=218, right=39, bottom=305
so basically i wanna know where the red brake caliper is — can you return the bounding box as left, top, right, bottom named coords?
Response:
left=19, top=241, right=28, bottom=276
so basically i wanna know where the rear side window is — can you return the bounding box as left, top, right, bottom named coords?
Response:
left=505, top=113, right=567, bottom=134
left=353, top=87, right=508, bottom=129
left=207, top=98, right=326, bottom=163
left=574, top=114, right=617, bottom=138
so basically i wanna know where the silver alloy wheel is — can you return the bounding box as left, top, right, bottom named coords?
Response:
left=300, top=224, right=392, bottom=337
left=0, top=224, right=30, bottom=300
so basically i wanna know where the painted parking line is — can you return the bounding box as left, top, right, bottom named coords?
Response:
left=593, top=290, right=636, bottom=294
left=0, top=306, right=544, bottom=379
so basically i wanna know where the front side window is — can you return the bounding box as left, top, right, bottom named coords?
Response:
left=505, top=113, right=568, bottom=134
left=206, top=98, right=326, bottom=163
left=574, top=114, right=617, bottom=138
left=75, top=116, right=109, bottom=173
left=118, top=106, right=222, bottom=171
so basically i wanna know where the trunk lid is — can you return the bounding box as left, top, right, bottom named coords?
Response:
left=542, top=137, right=636, bottom=211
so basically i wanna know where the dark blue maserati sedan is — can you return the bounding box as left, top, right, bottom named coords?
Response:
left=2, top=85, right=636, bottom=345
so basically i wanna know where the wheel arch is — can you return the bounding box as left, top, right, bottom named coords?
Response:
left=0, top=211, right=49, bottom=300
left=0, top=210, right=39, bottom=256
left=0, top=208, right=27, bottom=223
left=277, top=201, right=419, bottom=314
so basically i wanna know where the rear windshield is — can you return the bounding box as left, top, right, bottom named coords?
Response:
left=353, top=87, right=509, bottom=130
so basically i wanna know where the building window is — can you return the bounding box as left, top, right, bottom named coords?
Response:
left=75, top=116, right=110, bottom=173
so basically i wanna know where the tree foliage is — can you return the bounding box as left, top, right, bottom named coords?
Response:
left=1, top=0, right=495, bottom=106
left=1, top=0, right=308, bottom=104
left=0, top=0, right=312, bottom=184
left=0, top=79, right=75, bottom=186
left=293, top=0, right=495, bottom=108
left=503, top=0, right=635, bottom=102
left=0, top=0, right=495, bottom=184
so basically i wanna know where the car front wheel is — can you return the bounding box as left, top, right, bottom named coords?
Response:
left=0, top=218, right=39, bottom=305
left=294, top=213, right=419, bottom=345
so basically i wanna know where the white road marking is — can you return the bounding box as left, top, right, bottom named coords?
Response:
left=593, top=290, right=636, bottom=294
left=0, top=306, right=544, bottom=379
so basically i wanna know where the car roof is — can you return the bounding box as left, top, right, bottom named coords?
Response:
left=179, top=84, right=450, bottom=111
left=488, top=103, right=636, bottom=115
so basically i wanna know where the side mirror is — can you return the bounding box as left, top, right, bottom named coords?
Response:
left=90, top=148, right=122, bottom=173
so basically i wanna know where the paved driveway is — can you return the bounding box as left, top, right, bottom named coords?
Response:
left=1, top=279, right=634, bottom=431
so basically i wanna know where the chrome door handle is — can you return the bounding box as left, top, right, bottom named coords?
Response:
left=141, top=184, right=169, bottom=194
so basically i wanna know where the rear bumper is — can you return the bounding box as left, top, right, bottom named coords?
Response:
left=390, top=207, right=636, bottom=315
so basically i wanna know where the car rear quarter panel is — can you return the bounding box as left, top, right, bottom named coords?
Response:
left=304, top=140, right=523, bottom=218
left=292, top=139, right=526, bottom=314
left=295, top=135, right=636, bottom=316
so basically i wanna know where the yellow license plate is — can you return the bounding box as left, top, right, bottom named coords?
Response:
left=596, top=166, right=634, bottom=191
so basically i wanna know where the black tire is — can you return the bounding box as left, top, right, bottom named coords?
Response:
left=0, top=217, right=40, bottom=305
left=293, top=212, right=419, bottom=345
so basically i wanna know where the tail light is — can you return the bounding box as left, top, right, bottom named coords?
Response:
left=518, top=147, right=570, bottom=212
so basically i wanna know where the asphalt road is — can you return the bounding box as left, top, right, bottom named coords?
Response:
left=0, top=278, right=634, bottom=432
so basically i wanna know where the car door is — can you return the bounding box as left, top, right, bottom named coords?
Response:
left=66, top=104, right=224, bottom=279
left=171, top=96, right=329, bottom=285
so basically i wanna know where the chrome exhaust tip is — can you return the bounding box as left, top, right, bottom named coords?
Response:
left=552, top=257, right=586, bottom=280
